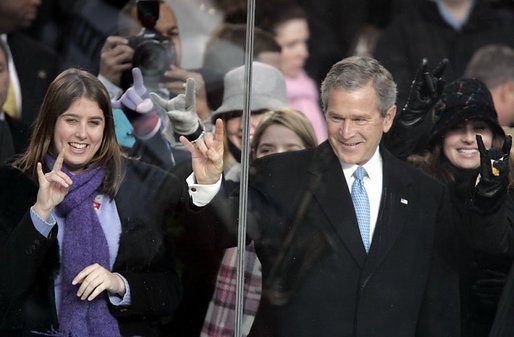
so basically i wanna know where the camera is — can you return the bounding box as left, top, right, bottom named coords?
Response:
left=121, top=0, right=174, bottom=91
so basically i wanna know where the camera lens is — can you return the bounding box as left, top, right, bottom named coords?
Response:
left=133, top=39, right=172, bottom=78
left=120, top=1, right=175, bottom=92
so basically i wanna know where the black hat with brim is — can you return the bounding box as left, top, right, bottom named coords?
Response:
left=429, top=78, right=504, bottom=148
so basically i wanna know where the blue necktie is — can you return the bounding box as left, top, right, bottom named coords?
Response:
left=351, top=166, right=370, bottom=252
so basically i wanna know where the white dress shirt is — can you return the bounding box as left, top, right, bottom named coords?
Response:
left=340, top=147, right=383, bottom=244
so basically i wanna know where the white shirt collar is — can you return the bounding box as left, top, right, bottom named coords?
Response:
left=339, top=146, right=383, bottom=243
left=340, top=146, right=383, bottom=183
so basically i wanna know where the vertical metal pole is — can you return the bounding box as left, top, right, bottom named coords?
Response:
left=234, top=0, right=255, bottom=336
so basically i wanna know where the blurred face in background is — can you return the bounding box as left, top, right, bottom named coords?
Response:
left=490, top=82, right=514, bottom=127
left=443, top=119, right=493, bottom=169
left=0, top=0, right=41, bottom=33
left=274, top=18, right=309, bottom=78
left=255, top=123, right=306, bottom=158
left=128, top=3, right=182, bottom=66
left=226, top=113, right=268, bottom=150
left=0, top=48, right=8, bottom=108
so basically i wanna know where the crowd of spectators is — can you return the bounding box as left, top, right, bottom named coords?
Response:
left=1, top=0, right=514, bottom=337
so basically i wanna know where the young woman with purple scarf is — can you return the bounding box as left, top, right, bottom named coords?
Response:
left=0, top=68, right=224, bottom=337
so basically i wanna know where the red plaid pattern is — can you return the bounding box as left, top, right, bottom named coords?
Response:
left=201, top=242, right=262, bottom=337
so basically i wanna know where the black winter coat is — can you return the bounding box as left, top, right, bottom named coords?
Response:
left=0, top=159, right=191, bottom=337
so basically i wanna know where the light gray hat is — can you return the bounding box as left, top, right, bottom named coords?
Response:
left=212, top=62, right=289, bottom=120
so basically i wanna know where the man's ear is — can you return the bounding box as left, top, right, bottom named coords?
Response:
left=383, top=105, right=397, bottom=133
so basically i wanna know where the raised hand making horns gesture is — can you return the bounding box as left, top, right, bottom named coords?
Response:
left=474, top=134, right=512, bottom=199
left=180, top=118, right=224, bottom=185
left=33, top=147, right=73, bottom=221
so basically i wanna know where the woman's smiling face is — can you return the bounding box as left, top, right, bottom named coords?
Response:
left=442, top=119, right=493, bottom=169
left=52, top=97, right=105, bottom=173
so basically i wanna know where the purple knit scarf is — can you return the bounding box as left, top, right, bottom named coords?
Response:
left=45, top=156, right=121, bottom=337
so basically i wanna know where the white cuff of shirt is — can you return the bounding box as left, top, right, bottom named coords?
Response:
left=186, top=173, right=222, bottom=207
left=30, top=206, right=56, bottom=238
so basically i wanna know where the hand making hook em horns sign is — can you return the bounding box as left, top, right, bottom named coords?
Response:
left=475, top=134, right=512, bottom=199
left=180, top=118, right=224, bottom=185
left=33, top=145, right=73, bottom=221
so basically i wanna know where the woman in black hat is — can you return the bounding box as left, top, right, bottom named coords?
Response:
left=407, top=78, right=514, bottom=337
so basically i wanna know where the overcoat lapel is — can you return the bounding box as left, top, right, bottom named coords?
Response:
left=308, top=142, right=367, bottom=268
left=306, top=144, right=414, bottom=272
left=362, top=149, right=413, bottom=278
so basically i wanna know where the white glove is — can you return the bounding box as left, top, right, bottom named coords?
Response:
left=150, top=78, right=200, bottom=135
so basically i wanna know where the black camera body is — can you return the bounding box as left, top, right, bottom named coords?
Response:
left=122, top=0, right=174, bottom=91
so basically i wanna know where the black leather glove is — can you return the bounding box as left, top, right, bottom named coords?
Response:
left=474, top=134, right=511, bottom=199
left=399, top=58, right=448, bottom=127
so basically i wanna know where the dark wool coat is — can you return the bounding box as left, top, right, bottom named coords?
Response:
left=216, top=141, right=461, bottom=337
left=463, top=185, right=514, bottom=337
left=0, top=159, right=192, bottom=337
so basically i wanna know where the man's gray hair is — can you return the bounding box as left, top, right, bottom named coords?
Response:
left=321, top=56, right=397, bottom=117
left=464, top=44, right=514, bottom=90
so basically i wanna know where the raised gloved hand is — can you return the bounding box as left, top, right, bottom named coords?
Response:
left=399, top=58, right=448, bottom=127
left=474, top=134, right=512, bottom=199
left=111, top=67, right=161, bottom=139
left=150, top=78, right=201, bottom=136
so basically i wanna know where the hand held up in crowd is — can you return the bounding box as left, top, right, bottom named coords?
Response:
left=99, top=36, right=133, bottom=87
left=180, top=118, right=224, bottom=185
left=151, top=77, right=201, bottom=136
left=399, top=58, right=448, bottom=127
left=474, top=134, right=512, bottom=199
left=111, top=67, right=161, bottom=139
left=33, top=148, right=72, bottom=221
left=162, top=66, right=211, bottom=122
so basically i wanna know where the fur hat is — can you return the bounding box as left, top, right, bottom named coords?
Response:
left=430, top=78, right=504, bottom=147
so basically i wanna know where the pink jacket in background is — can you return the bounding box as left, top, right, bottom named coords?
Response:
left=285, top=70, right=327, bottom=143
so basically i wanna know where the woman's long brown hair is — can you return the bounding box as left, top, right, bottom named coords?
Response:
left=13, top=68, right=125, bottom=198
